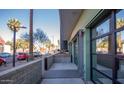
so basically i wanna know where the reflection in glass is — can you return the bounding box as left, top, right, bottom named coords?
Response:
left=92, top=19, right=110, bottom=38
left=93, top=70, right=112, bottom=84
left=92, top=55, right=112, bottom=78
left=92, top=36, right=109, bottom=54
left=116, top=10, right=124, bottom=29
left=117, top=59, right=124, bottom=83
left=116, top=30, right=124, bottom=54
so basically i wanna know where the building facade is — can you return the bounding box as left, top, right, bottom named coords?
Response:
left=60, top=9, right=124, bottom=84
left=0, top=36, right=5, bottom=53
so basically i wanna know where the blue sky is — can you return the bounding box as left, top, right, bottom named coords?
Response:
left=0, top=9, right=60, bottom=45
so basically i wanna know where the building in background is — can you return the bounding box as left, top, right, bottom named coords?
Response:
left=0, top=36, right=5, bottom=53
left=0, top=36, right=11, bottom=53
left=3, top=45, right=11, bottom=53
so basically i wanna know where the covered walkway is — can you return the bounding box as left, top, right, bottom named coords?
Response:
left=41, top=60, right=84, bottom=84
left=40, top=52, right=91, bottom=84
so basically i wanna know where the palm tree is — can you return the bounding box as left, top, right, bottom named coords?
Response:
left=97, top=37, right=108, bottom=53
left=117, top=32, right=122, bottom=53
left=7, top=18, right=21, bottom=67
left=29, top=9, right=34, bottom=60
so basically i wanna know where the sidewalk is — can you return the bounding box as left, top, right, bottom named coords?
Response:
left=41, top=61, right=85, bottom=84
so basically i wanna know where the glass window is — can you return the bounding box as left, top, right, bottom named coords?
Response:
left=91, top=10, right=124, bottom=84
left=116, top=10, right=124, bottom=29
left=92, top=36, right=109, bottom=54
left=92, top=19, right=110, bottom=38
left=93, top=70, right=112, bottom=84
left=117, top=59, right=124, bottom=83
left=92, top=55, right=112, bottom=77
left=116, top=30, right=124, bottom=54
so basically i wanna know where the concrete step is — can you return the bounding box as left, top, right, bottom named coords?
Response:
left=41, top=78, right=84, bottom=84
left=43, top=70, right=81, bottom=79
left=49, top=62, right=77, bottom=70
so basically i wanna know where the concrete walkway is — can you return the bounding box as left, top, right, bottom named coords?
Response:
left=41, top=61, right=85, bottom=84
left=49, top=62, right=77, bottom=70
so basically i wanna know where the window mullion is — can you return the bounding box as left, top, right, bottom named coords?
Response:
left=110, top=10, right=117, bottom=84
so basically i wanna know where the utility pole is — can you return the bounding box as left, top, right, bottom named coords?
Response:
left=13, top=28, right=16, bottom=67
left=29, top=9, right=34, bottom=60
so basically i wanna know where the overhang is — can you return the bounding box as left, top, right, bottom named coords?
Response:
left=59, top=9, right=83, bottom=41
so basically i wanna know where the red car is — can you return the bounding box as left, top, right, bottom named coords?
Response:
left=17, top=53, right=29, bottom=60
left=0, top=57, right=6, bottom=66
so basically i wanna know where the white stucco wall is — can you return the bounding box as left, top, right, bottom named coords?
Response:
left=69, top=9, right=100, bottom=42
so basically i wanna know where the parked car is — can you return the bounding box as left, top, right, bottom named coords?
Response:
left=0, top=52, right=12, bottom=64
left=33, top=52, right=42, bottom=57
left=17, top=53, right=29, bottom=60
left=0, top=57, right=6, bottom=66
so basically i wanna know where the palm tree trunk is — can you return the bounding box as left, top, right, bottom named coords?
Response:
left=29, top=9, right=34, bottom=60
left=22, top=48, right=25, bottom=52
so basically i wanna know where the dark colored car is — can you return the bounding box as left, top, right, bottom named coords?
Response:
left=17, top=53, right=29, bottom=60
left=0, top=52, right=12, bottom=64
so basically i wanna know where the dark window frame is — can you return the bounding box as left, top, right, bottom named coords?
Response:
left=91, top=15, right=111, bottom=39
left=90, top=9, right=124, bottom=84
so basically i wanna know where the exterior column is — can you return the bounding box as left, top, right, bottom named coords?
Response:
left=78, top=30, right=84, bottom=79
left=83, top=28, right=91, bottom=81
